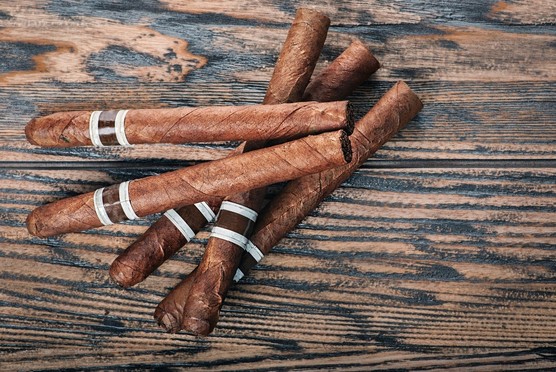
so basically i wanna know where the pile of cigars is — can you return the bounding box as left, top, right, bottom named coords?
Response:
left=25, top=9, right=422, bottom=336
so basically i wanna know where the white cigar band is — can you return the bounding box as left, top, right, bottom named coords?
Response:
left=164, top=209, right=195, bottom=241
left=232, top=241, right=264, bottom=283
left=118, top=181, right=139, bottom=220
left=218, top=201, right=258, bottom=222
left=93, top=188, right=113, bottom=226
left=245, top=240, right=264, bottom=262
left=233, top=269, right=245, bottom=282
left=89, top=111, right=103, bottom=147
left=210, top=226, right=248, bottom=248
left=195, top=202, right=216, bottom=223
left=114, top=109, right=131, bottom=146
left=89, top=110, right=131, bottom=147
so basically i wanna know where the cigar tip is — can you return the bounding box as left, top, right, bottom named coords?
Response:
left=350, top=39, right=381, bottom=71
left=26, top=210, right=41, bottom=237
left=339, top=130, right=353, bottom=164
left=296, top=8, right=331, bottom=24
left=183, top=316, right=212, bottom=337
left=346, top=38, right=380, bottom=67
left=25, top=117, right=40, bottom=146
left=397, top=80, right=424, bottom=111
left=154, top=308, right=181, bottom=333
left=108, top=261, right=136, bottom=288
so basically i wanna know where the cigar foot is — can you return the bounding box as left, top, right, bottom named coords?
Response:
left=109, top=261, right=143, bottom=288
left=154, top=307, right=182, bottom=333
left=182, top=316, right=211, bottom=337
left=25, top=118, right=40, bottom=146
left=26, top=210, right=42, bottom=237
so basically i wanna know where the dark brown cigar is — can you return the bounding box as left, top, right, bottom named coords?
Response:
left=153, top=41, right=381, bottom=334
left=237, top=81, right=423, bottom=280
left=175, top=6, right=334, bottom=337
left=25, top=101, right=352, bottom=147
left=26, top=129, right=351, bottom=238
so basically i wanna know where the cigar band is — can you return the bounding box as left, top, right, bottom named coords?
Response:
left=93, top=188, right=113, bottom=226
left=218, top=201, right=258, bottom=222
left=194, top=202, right=216, bottom=223
left=210, top=226, right=248, bottom=247
left=118, top=181, right=139, bottom=220
left=233, top=268, right=245, bottom=282
left=89, top=111, right=103, bottom=147
left=164, top=209, right=195, bottom=241
left=89, top=110, right=131, bottom=147
left=245, top=240, right=264, bottom=262
left=114, top=110, right=131, bottom=146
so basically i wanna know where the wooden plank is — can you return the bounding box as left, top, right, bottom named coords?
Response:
left=1, top=167, right=554, bottom=369
left=0, top=0, right=554, bottom=370
left=489, top=0, right=556, bottom=25
left=0, top=2, right=554, bottom=162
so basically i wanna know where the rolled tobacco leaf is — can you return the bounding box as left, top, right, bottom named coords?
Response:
left=26, top=129, right=352, bottom=238
left=25, top=101, right=351, bottom=147
left=155, top=80, right=421, bottom=335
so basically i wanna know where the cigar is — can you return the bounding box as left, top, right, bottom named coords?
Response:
left=236, top=81, right=423, bottom=280
left=263, top=8, right=330, bottom=105
left=110, top=9, right=345, bottom=289
left=168, top=8, right=333, bottom=336
left=25, top=101, right=351, bottom=147
left=153, top=41, right=381, bottom=334
left=26, top=129, right=351, bottom=238
left=302, top=39, right=380, bottom=102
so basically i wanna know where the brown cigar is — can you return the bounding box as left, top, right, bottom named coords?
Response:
left=170, top=7, right=333, bottom=337
left=263, top=8, right=330, bottom=105
left=110, top=9, right=343, bottom=289
left=25, top=100, right=351, bottom=147
left=26, top=129, right=352, bottom=238
left=302, top=39, right=380, bottom=102
left=236, top=81, right=423, bottom=280
left=153, top=41, right=381, bottom=334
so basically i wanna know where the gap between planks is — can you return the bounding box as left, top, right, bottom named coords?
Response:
left=0, top=159, right=555, bottom=171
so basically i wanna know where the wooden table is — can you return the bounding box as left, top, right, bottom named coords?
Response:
left=1, top=1, right=555, bottom=370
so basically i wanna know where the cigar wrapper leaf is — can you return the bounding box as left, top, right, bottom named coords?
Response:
left=27, top=130, right=352, bottom=238
left=26, top=101, right=352, bottom=147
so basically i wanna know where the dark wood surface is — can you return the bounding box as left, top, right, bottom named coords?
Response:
left=0, top=1, right=555, bottom=370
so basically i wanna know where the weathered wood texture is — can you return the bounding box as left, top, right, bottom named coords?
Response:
left=0, top=0, right=555, bottom=370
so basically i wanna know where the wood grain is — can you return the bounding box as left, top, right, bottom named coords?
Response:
left=1, top=167, right=555, bottom=369
left=0, top=0, right=555, bottom=370
left=0, top=2, right=205, bottom=85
